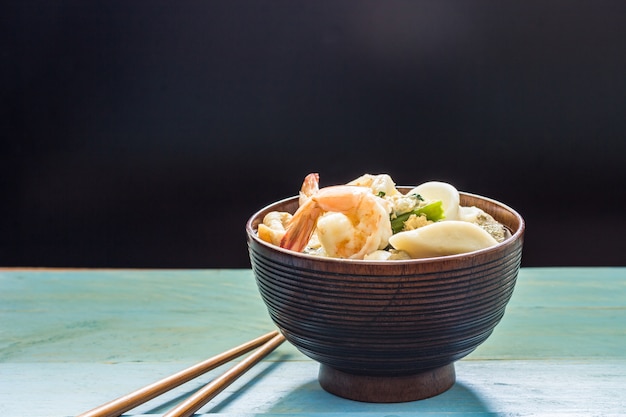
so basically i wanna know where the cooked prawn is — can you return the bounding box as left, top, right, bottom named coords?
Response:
left=280, top=185, right=392, bottom=259
left=257, top=211, right=292, bottom=246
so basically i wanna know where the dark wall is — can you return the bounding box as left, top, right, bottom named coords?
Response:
left=3, top=1, right=625, bottom=268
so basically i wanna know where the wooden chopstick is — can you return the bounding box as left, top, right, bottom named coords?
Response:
left=163, top=332, right=285, bottom=417
left=77, top=330, right=282, bottom=417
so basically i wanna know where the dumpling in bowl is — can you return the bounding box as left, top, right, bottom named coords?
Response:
left=388, top=220, right=498, bottom=259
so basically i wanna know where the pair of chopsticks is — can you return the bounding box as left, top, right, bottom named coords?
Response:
left=78, top=330, right=285, bottom=417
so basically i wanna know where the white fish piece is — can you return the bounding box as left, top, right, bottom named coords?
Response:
left=388, top=220, right=499, bottom=259
left=458, top=206, right=484, bottom=222
left=364, top=250, right=393, bottom=261
left=348, top=173, right=400, bottom=197
left=407, top=181, right=460, bottom=220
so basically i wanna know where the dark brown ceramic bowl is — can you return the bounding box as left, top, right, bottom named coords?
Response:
left=246, top=190, right=524, bottom=403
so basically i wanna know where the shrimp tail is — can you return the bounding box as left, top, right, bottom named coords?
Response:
left=301, top=173, right=320, bottom=196
left=299, top=172, right=320, bottom=206
left=280, top=199, right=322, bottom=253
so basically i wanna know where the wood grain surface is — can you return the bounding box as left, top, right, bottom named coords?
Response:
left=1, top=267, right=624, bottom=416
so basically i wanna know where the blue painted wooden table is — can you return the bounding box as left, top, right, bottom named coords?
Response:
left=1, top=267, right=625, bottom=416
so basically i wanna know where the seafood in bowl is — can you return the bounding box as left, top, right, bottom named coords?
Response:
left=258, top=173, right=510, bottom=261
left=246, top=173, right=525, bottom=402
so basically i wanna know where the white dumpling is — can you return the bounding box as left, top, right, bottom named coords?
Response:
left=388, top=220, right=499, bottom=259
left=407, top=181, right=460, bottom=221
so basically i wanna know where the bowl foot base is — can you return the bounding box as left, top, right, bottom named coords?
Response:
left=318, top=363, right=456, bottom=403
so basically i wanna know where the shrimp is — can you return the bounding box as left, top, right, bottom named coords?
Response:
left=280, top=185, right=393, bottom=259
left=257, top=211, right=292, bottom=246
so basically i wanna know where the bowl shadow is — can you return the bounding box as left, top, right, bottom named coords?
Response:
left=264, top=377, right=499, bottom=415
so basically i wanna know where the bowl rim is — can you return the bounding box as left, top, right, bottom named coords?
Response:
left=246, top=189, right=525, bottom=265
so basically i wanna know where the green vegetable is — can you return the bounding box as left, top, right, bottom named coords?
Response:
left=391, top=200, right=445, bottom=234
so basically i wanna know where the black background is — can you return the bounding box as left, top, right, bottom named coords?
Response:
left=3, top=1, right=625, bottom=268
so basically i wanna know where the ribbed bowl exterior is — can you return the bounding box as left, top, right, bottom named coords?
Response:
left=247, top=191, right=524, bottom=377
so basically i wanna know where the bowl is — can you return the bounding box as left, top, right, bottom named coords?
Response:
left=246, top=189, right=525, bottom=402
